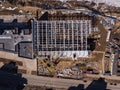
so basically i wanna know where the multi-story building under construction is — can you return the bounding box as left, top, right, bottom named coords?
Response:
left=32, top=11, right=99, bottom=58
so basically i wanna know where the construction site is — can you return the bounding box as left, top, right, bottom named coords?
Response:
left=0, top=0, right=120, bottom=90
left=0, top=8, right=119, bottom=82
left=0, top=9, right=111, bottom=79
left=30, top=10, right=107, bottom=79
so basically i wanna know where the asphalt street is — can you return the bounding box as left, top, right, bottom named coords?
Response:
left=112, top=53, right=118, bottom=75
left=23, top=74, right=120, bottom=90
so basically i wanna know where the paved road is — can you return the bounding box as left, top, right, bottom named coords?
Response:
left=23, top=74, right=91, bottom=89
left=86, top=74, right=120, bottom=81
left=23, top=74, right=120, bottom=90
left=112, top=53, right=118, bottom=75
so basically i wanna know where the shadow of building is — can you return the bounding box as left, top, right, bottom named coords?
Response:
left=68, top=78, right=107, bottom=90
left=86, top=78, right=107, bottom=90
left=0, top=61, right=27, bottom=90
left=68, top=84, right=84, bottom=90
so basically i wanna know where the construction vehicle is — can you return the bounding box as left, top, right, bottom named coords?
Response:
left=27, top=48, right=56, bottom=76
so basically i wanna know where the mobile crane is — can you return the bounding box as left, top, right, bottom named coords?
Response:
left=28, top=48, right=56, bottom=76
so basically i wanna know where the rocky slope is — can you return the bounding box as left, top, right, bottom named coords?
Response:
left=0, top=0, right=120, bottom=15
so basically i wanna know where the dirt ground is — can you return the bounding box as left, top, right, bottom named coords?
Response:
left=94, top=21, right=107, bottom=51
left=0, top=51, right=37, bottom=75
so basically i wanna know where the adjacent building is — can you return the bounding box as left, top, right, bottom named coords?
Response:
left=0, top=19, right=33, bottom=58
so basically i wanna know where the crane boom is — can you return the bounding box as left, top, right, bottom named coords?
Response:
left=28, top=48, right=56, bottom=75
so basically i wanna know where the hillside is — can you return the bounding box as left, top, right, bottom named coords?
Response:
left=0, top=0, right=67, bottom=15
left=0, top=0, right=120, bottom=16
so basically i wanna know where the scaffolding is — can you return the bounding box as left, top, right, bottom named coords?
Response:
left=33, top=20, right=93, bottom=58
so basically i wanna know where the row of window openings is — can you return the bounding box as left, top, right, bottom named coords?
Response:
left=39, top=42, right=87, bottom=44
left=35, top=46, right=86, bottom=50
left=38, top=38, right=87, bottom=40
left=38, top=22, right=91, bottom=25
left=38, top=29, right=87, bottom=31
left=37, top=26, right=89, bottom=28
left=38, top=27, right=90, bottom=29
left=38, top=31, right=88, bottom=34
left=38, top=38, right=87, bottom=41
left=39, top=37, right=87, bottom=39
left=39, top=44, right=87, bottom=48
left=38, top=28, right=90, bottom=32
left=38, top=32, right=87, bottom=34
left=37, top=26, right=90, bottom=29
left=38, top=47, right=88, bottom=51
left=38, top=30, right=89, bottom=33
left=38, top=35, right=88, bottom=38
left=38, top=36, right=87, bottom=38
left=37, top=23, right=91, bottom=27
left=45, top=41, right=87, bottom=43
